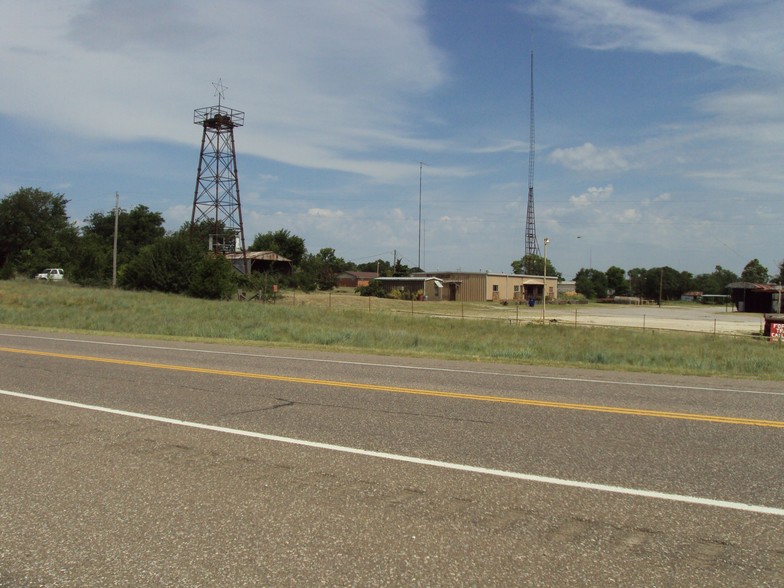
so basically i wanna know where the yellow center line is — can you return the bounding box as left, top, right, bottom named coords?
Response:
left=3, top=346, right=783, bottom=428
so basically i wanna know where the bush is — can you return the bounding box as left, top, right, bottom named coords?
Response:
left=188, top=254, right=237, bottom=300
left=121, top=235, right=203, bottom=294
left=357, top=281, right=387, bottom=298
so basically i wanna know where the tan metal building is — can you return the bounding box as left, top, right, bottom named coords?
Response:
left=412, top=271, right=558, bottom=303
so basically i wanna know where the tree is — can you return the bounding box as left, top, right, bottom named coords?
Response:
left=120, top=234, right=204, bottom=294
left=392, top=258, right=412, bottom=277
left=0, top=187, right=79, bottom=276
left=78, top=204, right=166, bottom=285
left=694, top=265, right=738, bottom=294
left=775, top=260, right=784, bottom=285
left=575, top=268, right=608, bottom=299
left=300, top=247, right=351, bottom=290
left=251, top=229, right=306, bottom=266
left=605, top=266, right=628, bottom=295
left=188, top=254, right=237, bottom=300
left=357, top=259, right=392, bottom=276
left=511, top=254, right=561, bottom=280
left=740, top=258, right=769, bottom=284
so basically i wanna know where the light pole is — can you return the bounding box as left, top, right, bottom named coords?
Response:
left=418, top=161, right=428, bottom=270
left=542, top=237, right=550, bottom=323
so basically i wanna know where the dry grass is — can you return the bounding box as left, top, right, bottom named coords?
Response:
left=1, top=280, right=782, bottom=379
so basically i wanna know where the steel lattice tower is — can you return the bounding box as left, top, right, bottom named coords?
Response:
left=524, top=50, right=541, bottom=261
left=191, top=81, right=247, bottom=269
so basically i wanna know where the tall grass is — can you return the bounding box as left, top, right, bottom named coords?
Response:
left=1, top=280, right=782, bottom=379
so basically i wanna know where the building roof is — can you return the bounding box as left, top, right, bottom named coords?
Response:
left=726, top=282, right=780, bottom=292
left=337, top=271, right=379, bottom=279
left=225, top=251, right=291, bottom=263
left=413, top=270, right=557, bottom=280
left=374, top=276, right=444, bottom=287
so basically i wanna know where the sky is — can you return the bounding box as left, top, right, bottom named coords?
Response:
left=1, top=0, right=783, bottom=280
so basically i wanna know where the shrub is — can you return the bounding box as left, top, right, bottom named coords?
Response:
left=188, top=254, right=237, bottom=300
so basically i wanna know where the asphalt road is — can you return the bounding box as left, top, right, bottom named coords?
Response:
left=1, top=329, right=782, bottom=586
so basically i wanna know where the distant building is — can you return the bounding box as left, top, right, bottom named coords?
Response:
left=681, top=291, right=702, bottom=302
left=558, top=281, right=576, bottom=296
left=400, top=271, right=558, bottom=303
left=336, top=271, right=379, bottom=288
left=726, top=282, right=783, bottom=313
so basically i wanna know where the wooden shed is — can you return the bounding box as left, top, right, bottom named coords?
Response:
left=225, top=251, right=293, bottom=275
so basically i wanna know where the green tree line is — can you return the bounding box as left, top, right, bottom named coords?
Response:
left=0, top=188, right=416, bottom=297
left=1, top=187, right=780, bottom=301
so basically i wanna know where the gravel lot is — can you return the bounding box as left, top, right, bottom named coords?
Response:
left=542, top=303, right=764, bottom=335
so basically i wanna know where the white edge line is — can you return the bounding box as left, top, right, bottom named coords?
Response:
left=3, top=388, right=783, bottom=518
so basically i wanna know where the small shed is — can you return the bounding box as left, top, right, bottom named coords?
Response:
left=727, top=282, right=782, bottom=313
left=225, top=251, right=293, bottom=275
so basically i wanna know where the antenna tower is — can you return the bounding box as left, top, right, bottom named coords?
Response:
left=191, top=79, right=248, bottom=271
left=524, top=50, right=541, bottom=261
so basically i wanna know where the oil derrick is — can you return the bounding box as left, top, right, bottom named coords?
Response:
left=524, top=50, right=541, bottom=264
left=191, top=80, right=247, bottom=271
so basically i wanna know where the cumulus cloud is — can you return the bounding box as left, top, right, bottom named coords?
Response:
left=569, top=184, right=614, bottom=207
left=549, top=143, right=629, bottom=172
left=307, top=208, right=345, bottom=219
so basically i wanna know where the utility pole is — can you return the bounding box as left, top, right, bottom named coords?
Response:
left=112, top=192, right=119, bottom=289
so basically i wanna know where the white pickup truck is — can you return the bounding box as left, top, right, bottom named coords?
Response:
left=35, top=268, right=65, bottom=280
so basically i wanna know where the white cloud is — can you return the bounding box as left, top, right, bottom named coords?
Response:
left=549, top=143, right=629, bottom=172
left=521, top=0, right=784, bottom=73
left=568, top=184, right=614, bottom=207
left=307, top=208, right=345, bottom=219
left=0, top=0, right=447, bottom=182
left=470, top=140, right=527, bottom=154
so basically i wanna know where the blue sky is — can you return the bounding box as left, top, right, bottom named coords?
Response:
left=2, top=0, right=782, bottom=280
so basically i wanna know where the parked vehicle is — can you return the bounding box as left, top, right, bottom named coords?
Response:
left=35, top=268, right=65, bottom=280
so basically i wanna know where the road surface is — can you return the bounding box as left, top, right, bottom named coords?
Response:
left=1, top=329, right=782, bottom=586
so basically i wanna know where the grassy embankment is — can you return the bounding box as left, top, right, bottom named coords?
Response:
left=1, top=280, right=781, bottom=379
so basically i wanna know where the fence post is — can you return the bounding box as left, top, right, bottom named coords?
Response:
left=574, top=308, right=578, bottom=327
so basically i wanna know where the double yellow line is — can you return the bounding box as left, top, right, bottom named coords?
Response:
left=3, top=346, right=783, bottom=428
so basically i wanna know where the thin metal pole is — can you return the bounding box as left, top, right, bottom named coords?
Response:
left=418, top=162, right=422, bottom=269
left=418, top=162, right=428, bottom=269
left=112, top=192, right=119, bottom=289
left=542, top=238, right=549, bottom=323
